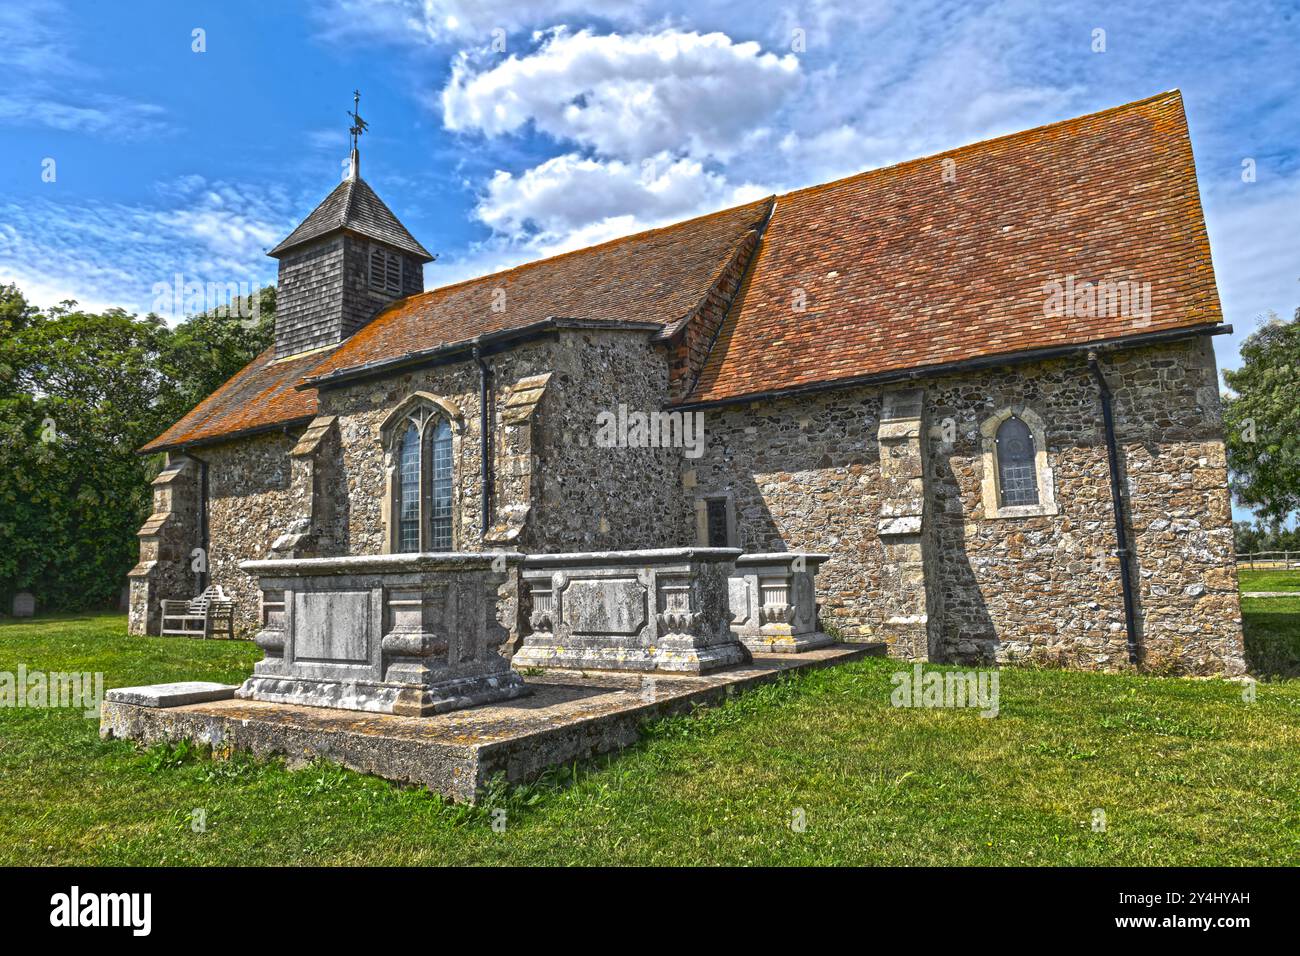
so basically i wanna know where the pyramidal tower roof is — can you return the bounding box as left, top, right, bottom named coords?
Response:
left=268, top=155, right=434, bottom=262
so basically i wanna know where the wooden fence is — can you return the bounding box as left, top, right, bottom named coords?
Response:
left=1235, top=551, right=1300, bottom=569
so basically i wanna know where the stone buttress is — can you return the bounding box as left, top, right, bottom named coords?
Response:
left=128, top=454, right=199, bottom=635
left=876, top=388, right=943, bottom=660
left=268, top=415, right=340, bottom=560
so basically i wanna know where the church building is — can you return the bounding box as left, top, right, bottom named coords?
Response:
left=129, top=90, right=1245, bottom=675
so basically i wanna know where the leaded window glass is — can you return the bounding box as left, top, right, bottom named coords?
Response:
left=429, top=418, right=453, bottom=550
left=397, top=422, right=421, bottom=552
left=996, top=415, right=1039, bottom=507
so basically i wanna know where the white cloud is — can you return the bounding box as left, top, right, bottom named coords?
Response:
left=0, top=95, right=169, bottom=138
left=475, top=151, right=764, bottom=239
left=0, top=1, right=169, bottom=139
left=320, top=0, right=645, bottom=44
left=442, top=28, right=801, bottom=161
left=0, top=178, right=294, bottom=318
left=1202, top=177, right=1300, bottom=373
left=0, top=0, right=77, bottom=76
left=426, top=151, right=766, bottom=285
left=774, top=125, right=894, bottom=187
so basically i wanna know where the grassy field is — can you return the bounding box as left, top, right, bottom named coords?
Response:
left=1242, top=595, right=1300, bottom=679
left=2, top=606, right=1299, bottom=866
left=1238, top=567, right=1300, bottom=592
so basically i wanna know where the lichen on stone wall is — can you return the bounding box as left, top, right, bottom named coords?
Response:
left=690, top=337, right=1244, bottom=675
left=133, top=327, right=1243, bottom=675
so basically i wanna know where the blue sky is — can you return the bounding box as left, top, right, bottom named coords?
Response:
left=1, top=0, right=1296, bottom=386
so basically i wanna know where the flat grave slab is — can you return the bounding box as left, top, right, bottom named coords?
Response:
left=106, top=682, right=238, bottom=708
left=100, top=644, right=880, bottom=803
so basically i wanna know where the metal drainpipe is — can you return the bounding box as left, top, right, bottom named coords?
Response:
left=1087, top=351, right=1140, bottom=665
left=181, top=448, right=209, bottom=593
left=473, top=346, right=493, bottom=542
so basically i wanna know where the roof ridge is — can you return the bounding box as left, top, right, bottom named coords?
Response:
left=383, top=194, right=776, bottom=311
left=682, top=89, right=1218, bottom=406
left=377, top=92, right=1179, bottom=311
left=400, top=197, right=769, bottom=306
left=341, top=176, right=359, bottom=228
left=775, top=90, right=1183, bottom=205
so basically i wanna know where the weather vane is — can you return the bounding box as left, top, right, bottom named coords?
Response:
left=347, top=89, right=368, bottom=152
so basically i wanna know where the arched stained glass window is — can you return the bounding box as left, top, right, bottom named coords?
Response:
left=429, top=418, right=453, bottom=550
left=390, top=402, right=457, bottom=553
left=996, top=415, right=1039, bottom=507
left=397, top=422, right=422, bottom=552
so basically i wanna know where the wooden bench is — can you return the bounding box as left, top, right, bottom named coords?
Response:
left=160, top=586, right=236, bottom=639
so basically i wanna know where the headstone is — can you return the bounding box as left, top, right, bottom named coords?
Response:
left=12, top=592, right=35, bottom=618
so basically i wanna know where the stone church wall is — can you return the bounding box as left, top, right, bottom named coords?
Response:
left=690, top=337, right=1243, bottom=675
left=308, top=328, right=692, bottom=559
left=149, top=331, right=1242, bottom=673
left=689, top=388, right=889, bottom=640
left=203, top=430, right=303, bottom=636
left=530, top=328, right=694, bottom=552
left=178, top=330, right=692, bottom=637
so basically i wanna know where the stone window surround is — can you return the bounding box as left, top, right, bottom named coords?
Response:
left=979, top=405, right=1059, bottom=519
left=695, top=491, right=737, bottom=547
left=379, top=392, right=466, bottom=553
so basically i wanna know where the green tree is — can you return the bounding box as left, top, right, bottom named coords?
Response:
left=1223, top=304, right=1300, bottom=526
left=1233, top=520, right=1263, bottom=555
left=0, top=294, right=168, bottom=610
left=0, top=284, right=275, bottom=613
left=156, top=285, right=275, bottom=424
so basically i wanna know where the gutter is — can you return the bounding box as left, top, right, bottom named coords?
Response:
left=137, top=415, right=317, bottom=457
left=1087, top=351, right=1141, bottom=666
left=672, top=322, right=1231, bottom=412
left=300, top=317, right=662, bottom=391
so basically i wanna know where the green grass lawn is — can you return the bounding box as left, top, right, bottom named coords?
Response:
left=1238, top=567, right=1300, bottom=592
left=1243, top=595, right=1300, bottom=679
left=2, top=608, right=1299, bottom=866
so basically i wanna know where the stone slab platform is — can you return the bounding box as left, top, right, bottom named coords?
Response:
left=100, top=644, right=879, bottom=803
left=108, top=681, right=237, bottom=708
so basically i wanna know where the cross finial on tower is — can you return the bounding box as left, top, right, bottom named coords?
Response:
left=346, top=89, right=368, bottom=179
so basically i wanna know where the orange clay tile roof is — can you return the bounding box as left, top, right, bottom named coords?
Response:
left=301, top=196, right=775, bottom=383
left=139, top=347, right=324, bottom=453
left=139, top=198, right=772, bottom=451
left=141, top=91, right=1221, bottom=451
left=686, top=90, right=1222, bottom=405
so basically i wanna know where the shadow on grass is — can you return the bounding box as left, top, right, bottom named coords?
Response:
left=0, top=611, right=125, bottom=627
left=1243, top=599, right=1300, bottom=680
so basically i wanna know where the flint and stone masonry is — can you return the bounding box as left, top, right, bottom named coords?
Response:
left=131, top=335, right=1245, bottom=676
left=688, top=340, right=1244, bottom=674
